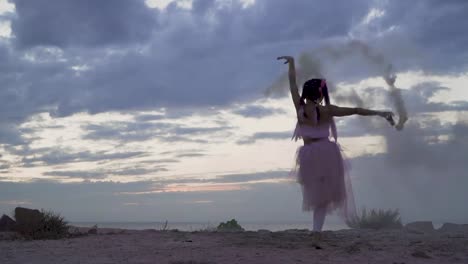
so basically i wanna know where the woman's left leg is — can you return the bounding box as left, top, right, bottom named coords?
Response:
left=313, top=205, right=327, bottom=231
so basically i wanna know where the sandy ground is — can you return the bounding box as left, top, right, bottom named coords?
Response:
left=1, top=227, right=467, bottom=264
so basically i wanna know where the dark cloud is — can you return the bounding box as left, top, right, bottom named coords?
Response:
left=369, top=0, right=468, bottom=74
left=0, top=0, right=375, bottom=130
left=172, top=126, right=228, bottom=135
left=43, top=166, right=168, bottom=180
left=20, top=148, right=147, bottom=167
left=266, top=0, right=468, bottom=93
left=1, top=0, right=466, bottom=134
left=135, top=107, right=228, bottom=122
left=192, top=0, right=216, bottom=16
left=44, top=170, right=107, bottom=180
left=0, top=159, right=10, bottom=170
left=112, top=167, right=168, bottom=176
left=162, top=136, right=209, bottom=144
left=10, top=0, right=158, bottom=48
left=0, top=123, right=28, bottom=146
left=159, top=148, right=204, bottom=156
left=232, top=105, right=286, bottom=118
left=175, top=153, right=206, bottom=158
left=83, top=122, right=165, bottom=142
left=154, top=170, right=290, bottom=185
left=82, top=121, right=231, bottom=143
left=139, top=159, right=179, bottom=164
left=7, top=0, right=453, bottom=150
left=237, top=131, right=291, bottom=145
left=134, top=114, right=166, bottom=122
left=238, top=0, right=371, bottom=45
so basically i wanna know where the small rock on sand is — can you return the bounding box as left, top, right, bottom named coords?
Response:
left=257, top=229, right=271, bottom=234
left=405, top=221, right=434, bottom=233
left=88, top=225, right=98, bottom=235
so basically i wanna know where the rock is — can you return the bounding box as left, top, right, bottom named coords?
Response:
left=88, top=225, right=98, bottom=235
left=405, top=221, right=434, bottom=233
left=0, top=214, right=16, bottom=231
left=14, top=207, right=45, bottom=238
left=438, top=223, right=468, bottom=233
left=14, top=207, right=43, bottom=226
left=68, top=226, right=86, bottom=237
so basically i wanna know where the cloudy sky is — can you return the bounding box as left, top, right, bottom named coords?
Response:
left=0, top=0, right=467, bottom=225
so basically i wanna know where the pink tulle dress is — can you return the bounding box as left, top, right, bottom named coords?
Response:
left=291, top=106, right=356, bottom=220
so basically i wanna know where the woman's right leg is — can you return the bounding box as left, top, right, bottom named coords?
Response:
left=313, top=205, right=327, bottom=231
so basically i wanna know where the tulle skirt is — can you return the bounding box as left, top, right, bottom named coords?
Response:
left=291, top=139, right=356, bottom=220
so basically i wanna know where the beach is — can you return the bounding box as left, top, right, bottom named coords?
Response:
left=1, top=227, right=467, bottom=264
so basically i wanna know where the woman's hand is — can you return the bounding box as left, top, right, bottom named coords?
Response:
left=379, top=111, right=395, bottom=126
left=277, top=56, right=294, bottom=64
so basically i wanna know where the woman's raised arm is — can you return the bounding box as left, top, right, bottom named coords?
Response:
left=277, top=56, right=300, bottom=111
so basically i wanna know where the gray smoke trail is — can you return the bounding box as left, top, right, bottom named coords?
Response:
left=267, top=40, right=408, bottom=130
left=383, top=65, right=408, bottom=130
left=333, top=88, right=365, bottom=108
left=265, top=53, right=324, bottom=97
left=337, top=41, right=408, bottom=130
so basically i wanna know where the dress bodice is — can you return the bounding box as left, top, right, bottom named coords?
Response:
left=292, top=105, right=338, bottom=142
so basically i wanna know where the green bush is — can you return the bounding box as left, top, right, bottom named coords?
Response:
left=346, top=208, right=403, bottom=230
left=41, top=210, right=69, bottom=238
left=217, top=219, right=244, bottom=232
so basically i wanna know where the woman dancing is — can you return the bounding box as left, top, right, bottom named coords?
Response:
left=277, top=56, right=395, bottom=232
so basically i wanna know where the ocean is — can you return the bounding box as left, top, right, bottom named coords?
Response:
left=70, top=221, right=350, bottom=232
left=70, top=221, right=451, bottom=232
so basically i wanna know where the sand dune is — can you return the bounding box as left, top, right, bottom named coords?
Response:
left=1, top=227, right=467, bottom=264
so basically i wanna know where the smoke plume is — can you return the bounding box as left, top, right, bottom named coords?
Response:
left=267, top=40, right=408, bottom=130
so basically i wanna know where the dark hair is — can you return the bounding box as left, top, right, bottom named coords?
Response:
left=299, top=78, right=331, bottom=121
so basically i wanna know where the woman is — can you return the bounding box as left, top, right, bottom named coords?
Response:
left=278, top=55, right=394, bottom=232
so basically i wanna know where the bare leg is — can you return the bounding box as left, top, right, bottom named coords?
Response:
left=313, top=206, right=327, bottom=232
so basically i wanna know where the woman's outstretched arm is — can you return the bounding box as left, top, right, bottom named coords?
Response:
left=329, top=105, right=395, bottom=125
left=277, top=56, right=300, bottom=111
